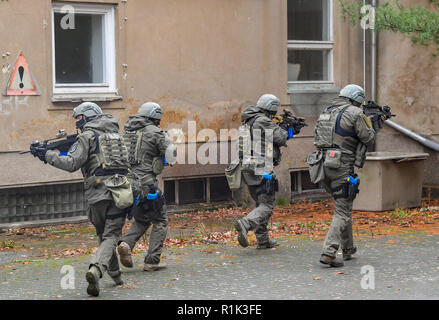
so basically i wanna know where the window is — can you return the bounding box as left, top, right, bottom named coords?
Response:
left=164, top=180, right=176, bottom=205
left=291, top=170, right=325, bottom=194
left=209, top=177, right=232, bottom=202
left=179, top=179, right=206, bottom=205
left=51, top=3, right=119, bottom=102
left=287, top=0, right=333, bottom=83
left=164, top=176, right=232, bottom=205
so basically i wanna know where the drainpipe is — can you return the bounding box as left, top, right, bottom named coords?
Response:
left=371, top=0, right=377, bottom=101
left=362, top=1, right=367, bottom=94
left=385, top=120, right=439, bottom=152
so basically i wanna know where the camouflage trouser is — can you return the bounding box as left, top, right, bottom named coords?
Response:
left=120, top=204, right=168, bottom=265
left=88, top=200, right=126, bottom=278
left=322, top=163, right=355, bottom=258
left=240, top=183, right=275, bottom=245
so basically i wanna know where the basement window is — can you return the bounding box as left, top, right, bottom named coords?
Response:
left=209, top=177, right=232, bottom=202
left=291, top=170, right=325, bottom=194
left=179, top=179, right=206, bottom=205
left=164, top=176, right=232, bottom=205
left=51, top=3, right=120, bottom=102
left=164, top=180, right=176, bottom=205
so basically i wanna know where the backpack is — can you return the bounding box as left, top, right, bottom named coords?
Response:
left=237, top=118, right=273, bottom=175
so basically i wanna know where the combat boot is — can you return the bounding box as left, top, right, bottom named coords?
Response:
left=144, top=262, right=167, bottom=272
left=234, top=219, right=249, bottom=248
left=117, top=241, right=133, bottom=268
left=343, top=246, right=357, bottom=261
left=319, top=254, right=344, bottom=268
left=85, top=265, right=102, bottom=297
left=257, top=239, right=279, bottom=249
left=109, top=271, right=124, bottom=286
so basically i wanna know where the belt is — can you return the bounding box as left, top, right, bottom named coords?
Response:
left=94, top=167, right=128, bottom=177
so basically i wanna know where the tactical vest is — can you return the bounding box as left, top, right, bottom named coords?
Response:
left=83, top=130, right=131, bottom=191
left=314, top=104, right=359, bottom=154
left=89, top=130, right=130, bottom=175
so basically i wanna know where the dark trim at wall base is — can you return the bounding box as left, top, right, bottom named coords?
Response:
left=0, top=182, right=86, bottom=224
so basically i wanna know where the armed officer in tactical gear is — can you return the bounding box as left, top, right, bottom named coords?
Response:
left=310, top=84, right=376, bottom=267
left=42, top=102, right=131, bottom=296
left=233, top=94, right=292, bottom=249
left=117, top=102, right=176, bottom=272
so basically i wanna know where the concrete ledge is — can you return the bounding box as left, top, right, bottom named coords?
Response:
left=291, top=192, right=331, bottom=204
left=0, top=216, right=89, bottom=231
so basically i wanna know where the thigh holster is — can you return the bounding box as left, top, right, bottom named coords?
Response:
left=332, top=175, right=360, bottom=201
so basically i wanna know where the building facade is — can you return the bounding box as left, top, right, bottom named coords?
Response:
left=0, top=0, right=437, bottom=223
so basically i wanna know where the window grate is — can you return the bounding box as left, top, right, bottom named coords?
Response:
left=0, top=183, right=85, bottom=224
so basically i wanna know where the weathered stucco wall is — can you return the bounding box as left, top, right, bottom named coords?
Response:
left=374, top=0, right=439, bottom=189
left=0, top=0, right=290, bottom=153
left=0, top=0, right=437, bottom=190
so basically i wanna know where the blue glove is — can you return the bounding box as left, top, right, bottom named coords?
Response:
left=347, top=175, right=359, bottom=186
left=262, top=173, right=273, bottom=181
left=134, top=194, right=141, bottom=206
left=163, top=157, right=168, bottom=166
left=60, top=152, right=68, bottom=156
left=147, top=192, right=158, bottom=200
left=288, top=128, right=294, bottom=139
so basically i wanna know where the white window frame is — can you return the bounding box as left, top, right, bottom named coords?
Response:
left=51, top=2, right=119, bottom=102
left=287, top=0, right=334, bottom=85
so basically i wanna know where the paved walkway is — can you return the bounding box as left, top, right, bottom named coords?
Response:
left=1, top=232, right=438, bottom=300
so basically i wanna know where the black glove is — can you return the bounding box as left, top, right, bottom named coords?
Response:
left=279, top=122, right=289, bottom=132
left=372, top=116, right=385, bottom=132
left=31, top=146, right=48, bottom=163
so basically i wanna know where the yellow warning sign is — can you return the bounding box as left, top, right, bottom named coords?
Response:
left=4, top=52, right=40, bottom=96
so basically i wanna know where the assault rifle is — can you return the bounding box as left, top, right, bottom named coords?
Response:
left=20, top=130, right=78, bottom=162
left=273, top=109, right=308, bottom=137
left=362, top=101, right=395, bottom=131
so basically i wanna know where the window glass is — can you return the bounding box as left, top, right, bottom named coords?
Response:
left=54, top=13, right=104, bottom=84
left=288, top=0, right=329, bottom=41
left=288, top=50, right=329, bottom=81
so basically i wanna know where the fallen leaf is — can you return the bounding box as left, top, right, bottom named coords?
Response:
left=313, top=277, right=321, bottom=280
left=171, top=277, right=179, bottom=281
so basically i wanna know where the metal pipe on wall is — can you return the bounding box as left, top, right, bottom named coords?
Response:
left=371, top=0, right=377, bottom=101
left=370, top=0, right=439, bottom=153
left=385, top=120, right=439, bottom=152
left=363, top=1, right=367, bottom=94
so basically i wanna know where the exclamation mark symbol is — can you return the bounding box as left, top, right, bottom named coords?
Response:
left=19, top=66, right=24, bottom=89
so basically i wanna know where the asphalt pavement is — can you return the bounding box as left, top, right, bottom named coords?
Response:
left=1, top=232, right=438, bottom=300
